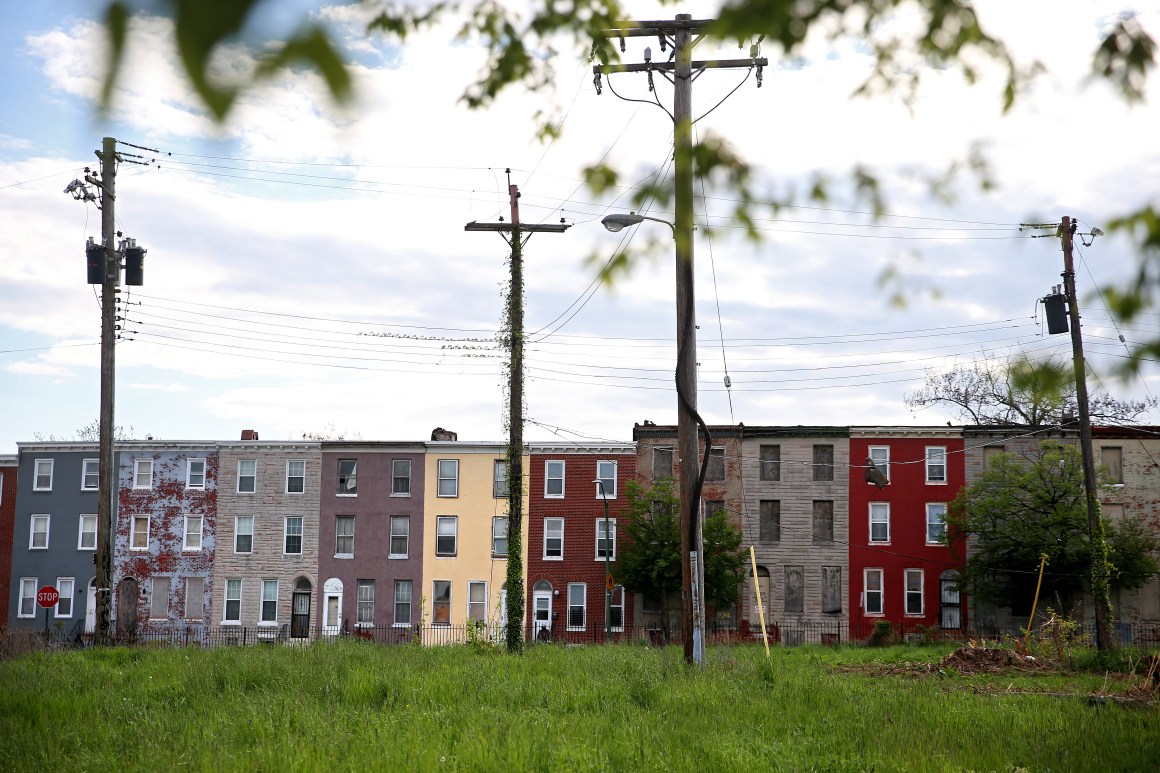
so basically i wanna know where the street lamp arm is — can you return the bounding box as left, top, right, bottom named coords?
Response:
left=601, top=212, right=676, bottom=239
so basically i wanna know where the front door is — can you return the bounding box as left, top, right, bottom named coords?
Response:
left=322, top=578, right=343, bottom=635
left=533, top=590, right=552, bottom=641
left=116, top=577, right=138, bottom=639
left=940, top=578, right=962, bottom=630
left=291, top=592, right=311, bottom=638
left=85, top=579, right=97, bottom=634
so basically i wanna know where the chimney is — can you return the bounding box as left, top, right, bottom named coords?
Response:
left=241, top=429, right=259, bottom=441
left=430, top=427, right=457, bottom=442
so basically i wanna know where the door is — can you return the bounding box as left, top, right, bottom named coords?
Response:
left=292, top=593, right=311, bottom=638
left=533, top=588, right=552, bottom=641
left=115, top=577, right=138, bottom=639
left=940, top=576, right=962, bottom=630
left=322, top=578, right=343, bottom=636
left=85, top=578, right=97, bottom=634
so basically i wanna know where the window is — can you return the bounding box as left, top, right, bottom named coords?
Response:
left=812, top=500, right=834, bottom=542
left=652, top=447, right=673, bottom=480
left=389, top=516, right=409, bottom=558
left=926, top=503, right=947, bottom=544
left=610, top=585, right=625, bottom=631
left=705, top=500, right=725, bottom=519
left=237, top=459, right=256, bottom=493
left=869, top=503, right=890, bottom=543
left=868, top=446, right=890, bottom=484
left=235, top=515, right=254, bottom=553
left=567, top=583, right=586, bottom=630
left=436, top=516, right=457, bottom=556
left=813, top=445, right=834, bottom=481
left=357, top=580, right=375, bottom=626
left=493, top=460, right=509, bottom=498
left=30, top=514, right=50, bottom=549
left=335, top=516, right=354, bottom=556
left=864, top=569, right=883, bottom=615
left=759, top=445, right=780, bottom=481
left=185, top=577, right=204, bottom=619
left=284, top=516, right=303, bottom=554
left=544, top=460, right=564, bottom=497
left=821, top=567, right=842, bottom=613
left=784, top=566, right=804, bottom=614
left=183, top=515, right=203, bottom=551
left=468, top=581, right=487, bottom=623
left=134, top=459, right=153, bottom=489
left=150, top=577, right=169, bottom=620
left=706, top=447, right=726, bottom=481
left=261, top=580, right=279, bottom=623
left=905, top=569, right=924, bottom=616
left=432, top=581, right=451, bottom=626
left=544, top=517, right=564, bottom=559
left=224, top=579, right=242, bottom=623
left=596, top=518, right=617, bottom=561
left=492, top=516, right=508, bottom=558
left=596, top=460, right=617, bottom=498
left=56, top=577, right=75, bottom=618
left=925, top=446, right=947, bottom=484
left=286, top=460, right=305, bottom=493
left=78, top=514, right=97, bottom=550
left=1102, top=446, right=1123, bottom=484
left=34, top=459, right=53, bottom=491
left=18, top=578, right=37, bottom=618
left=759, top=500, right=780, bottom=542
left=82, top=459, right=99, bottom=490
left=392, top=459, right=411, bottom=496
left=437, top=459, right=458, bottom=497
left=394, top=580, right=413, bottom=626
left=337, top=459, right=357, bottom=495
left=130, top=515, right=149, bottom=550
left=187, top=459, right=206, bottom=490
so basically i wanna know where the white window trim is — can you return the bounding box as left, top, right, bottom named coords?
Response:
left=925, top=446, right=948, bottom=485
left=334, top=515, right=355, bottom=559
left=869, top=502, right=890, bottom=544
left=283, top=516, right=303, bottom=555
left=130, top=515, right=150, bottom=551
left=492, top=516, right=509, bottom=559
left=545, top=460, right=565, bottom=499
left=186, top=459, right=206, bottom=490
left=905, top=568, right=925, bottom=617
left=237, top=459, right=257, bottom=494
left=29, top=514, right=50, bottom=550
left=868, top=446, right=890, bottom=485
left=596, top=460, right=617, bottom=499
left=355, top=580, right=376, bottom=628
left=566, top=583, right=587, bottom=631
left=388, top=515, right=409, bottom=559
left=437, top=459, right=459, bottom=498
left=33, top=459, right=54, bottom=491
left=133, top=459, right=153, bottom=490
left=78, top=514, right=97, bottom=550
left=544, top=517, right=564, bottom=561
left=81, top=459, right=99, bottom=491
left=595, top=518, right=617, bottom=562
left=863, top=568, right=884, bottom=617
left=182, top=515, right=203, bottom=551
left=260, top=579, right=280, bottom=625
left=234, top=515, right=254, bottom=554
left=926, top=503, right=947, bottom=545
left=467, top=580, right=488, bottom=623
left=55, top=577, right=75, bottom=618
left=285, top=460, right=305, bottom=494
left=393, top=579, right=413, bottom=628
left=435, top=515, right=458, bottom=557
left=223, top=579, right=242, bottom=624
left=391, top=459, right=412, bottom=497
left=18, top=578, right=38, bottom=618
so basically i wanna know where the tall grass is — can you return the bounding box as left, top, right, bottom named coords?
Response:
left=1, top=641, right=1156, bottom=771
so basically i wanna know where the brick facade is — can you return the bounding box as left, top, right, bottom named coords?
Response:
left=0, top=456, right=16, bottom=627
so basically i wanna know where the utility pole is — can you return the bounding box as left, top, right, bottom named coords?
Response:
left=94, top=136, right=118, bottom=646
left=1058, top=215, right=1113, bottom=651
left=466, top=174, right=570, bottom=654
left=594, top=15, right=766, bottom=665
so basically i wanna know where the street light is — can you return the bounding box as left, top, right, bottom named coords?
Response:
left=595, top=479, right=612, bottom=642
left=601, top=212, right=676, bottom=238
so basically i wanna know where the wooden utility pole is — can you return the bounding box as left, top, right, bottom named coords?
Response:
left=1059, top=215, right=1113, bottom=650
left=466, top=175, right=570, bottom=653
left=93, top=136, right=117, bottom=646
left=594, top=15, right=766, bottom=665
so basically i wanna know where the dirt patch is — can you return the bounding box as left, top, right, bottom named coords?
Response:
left=938, top=646, right=1048, bottom=675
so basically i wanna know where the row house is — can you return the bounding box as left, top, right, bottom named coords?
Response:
left=113, top=443, right=218, bottom=642
left=317, top=442, right=423, bottom=638
left=213, top=437, right=320, bottom=640
left=0, top=454, right=15, bottom=625
left=848, top=428, right=966, bottom=637
left=525, top=443, right=637, bottom=642
left=741, top=427, right=850, bottom=643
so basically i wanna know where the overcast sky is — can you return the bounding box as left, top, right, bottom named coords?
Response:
left=2, top=1, right=1159, bottom=455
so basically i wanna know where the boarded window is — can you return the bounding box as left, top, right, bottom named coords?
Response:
left=821, top=567, right=842, bottom=613
left=759, top=445, right=780, bottom=481
left=184, top=577, right=203, bottom=620
left=150, top=577, right=169, bottom=620
left=704, top=500, right=725, bottom=520
left=706, top=447, right=726, bottom=481
left=813, top=445, right=834, bottom=481
left=784, top=566, right=804, bottom=614
left=1102, top=446, right=1123, bottom=484
left=983, top=446, right=1004, bottom=466
left=652, top=447, right=674, bottom=480
left=812, top=500, right=834, bottom=542
left=759, top=500, right=780, bottom=542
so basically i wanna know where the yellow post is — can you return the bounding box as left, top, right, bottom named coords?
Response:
left=1027, top=553, right=1049, bottom=636
left=749, top=546, right=770, bottom=659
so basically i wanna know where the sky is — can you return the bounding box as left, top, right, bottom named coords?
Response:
left=2, top=1, right=1159, bottom=455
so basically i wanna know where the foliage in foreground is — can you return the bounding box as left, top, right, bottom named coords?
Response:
left=1, top=640, right=1157, bottom=771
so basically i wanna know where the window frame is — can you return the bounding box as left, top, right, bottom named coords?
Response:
left=1102, top=446, right=1124, bottom=484
left=237, top=459, right=256, bottom=494
left=33, top=459, right=54, bottom=491
left=334, top=515, right=355, bottom=557
left=223, top=579, right=242, bottom=624
left=596, top=460, right=617, bottom=499
left=183, top=515, right=203, bottom=551
left=869, top=502, right=890, bottom=544
left=925, top=446, right=947, bottom=485
left=595, top=518, right=617, bottom=561
left=30, top=514, right=50, bottom=550
left=493, top=459, right=509, bottom=498
left=543, top=517, right=564, bottom=560
left=905, top=568, right=925, bottom=616
left=150, top=576, right=169, bottom=620
left=492, top=516, right=508, bottom=558
left=391, top=459, right=411, bottom=497
left=652, top=447, right=674, bottom=480
left=432, top=580, right=452, bottom=626
left=130, top=515, right=150, bottom=551
left=78, top=513, right=97, bottom=550
left=260, top=579, right=279, bottom=624
left=18, top=578, right=37, bottom=618
left=864, top=568, right=884, bottom=616
left=868, top=445, right=890, bottom=485
left=337, top=458, right=357, bottom=496
left=813, top=444, right=835, bottom=481
left=812, top=500, right=834, bottom=542
left=467, top=580, right=487, bottom=623
left=435, top=515, right=458, bottom=557
left=759, top=500, right=780, bottom=542
left=286, top=460, right=305, bottom=494
left=437, top=459, right=459, bottom=498
left=186, top=459, right=206, bottom=490
left=759, top=445, right=781, bottom=482
left=544, top=460, right=565, bottom=498
left=56, top=577, right=75, bottom=618
left=389, top=515, right=409, bottom=559
left=610, top=585, right=625, bottom=632
left=284, top=516, right=303, bottom=555
left=356, top=580, right=375, bottom=627
left=393, top=580, right=413, bottom=627
left=234, top=515, right=254, bottom=554
left=705, top=447, right=726, bottom=481
left=133, top=459, right=153, bottom=489
left=566, top=583, right=587, bottom=631
left=81, top=459, right=99, bottom=491
left=926, top=503, right=947, bottom=545
left=185, top=577, right=204, bottom=620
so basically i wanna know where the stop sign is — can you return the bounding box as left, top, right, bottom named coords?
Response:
left=37, top=585, right=60, bottom=608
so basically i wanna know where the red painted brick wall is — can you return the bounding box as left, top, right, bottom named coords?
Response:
left=0, top=460, right=17, bottom=627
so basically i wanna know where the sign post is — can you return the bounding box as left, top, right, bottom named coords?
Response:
left=38, top=585, right=59, bottom=638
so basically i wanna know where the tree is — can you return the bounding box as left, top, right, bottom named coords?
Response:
left=33, top=420, right=138, bottom=441
left=947, top=441, right=1159, bottom=617
left=906, top=355, right=1158, bottom=426
left=617, top=478, right=746, bottom=636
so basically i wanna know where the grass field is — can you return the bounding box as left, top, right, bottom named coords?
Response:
left=2, top=639, right=1157, bottom=771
